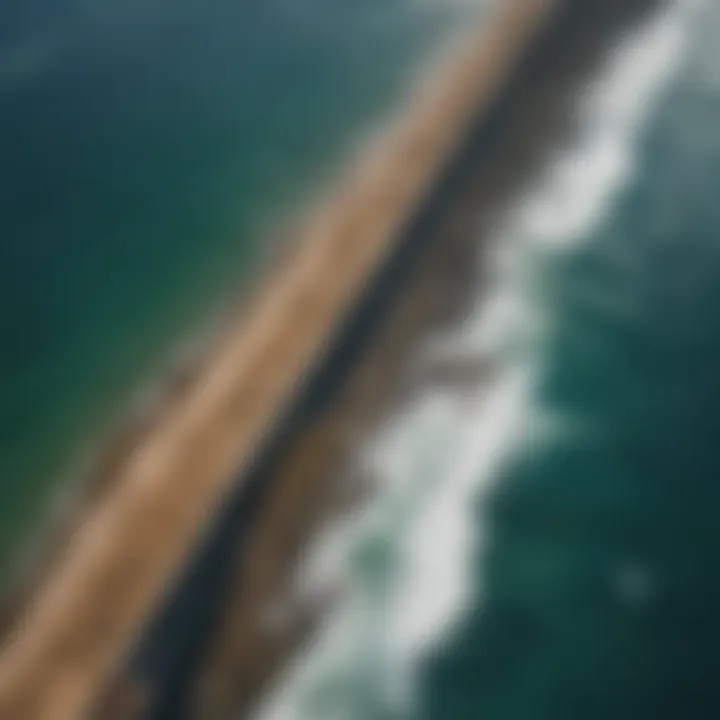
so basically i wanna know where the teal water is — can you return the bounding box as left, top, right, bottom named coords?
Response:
left=422, top=2, right=720, bottom=718
left=0, top=1, right=478, bottom=579
left=256, top=1, right=720, bottom=718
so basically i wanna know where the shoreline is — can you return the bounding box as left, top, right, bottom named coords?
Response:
left=0, top=2, right=568, bottom=717
left=186, top=2, right=664, bottom=717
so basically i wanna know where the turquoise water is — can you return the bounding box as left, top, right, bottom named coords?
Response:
left=0, top=1, right=476, bottom=578
left=256, top=1, right=720, bottom=718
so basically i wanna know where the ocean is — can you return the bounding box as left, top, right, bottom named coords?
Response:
left=0, top=0, right=482, bottom=580
left=255, top=0, right=720, bottom=718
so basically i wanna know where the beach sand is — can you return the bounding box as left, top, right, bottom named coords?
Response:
left=0, top=3, right=550, bottom=717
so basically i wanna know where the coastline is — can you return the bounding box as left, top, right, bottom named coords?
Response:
left=0, top=2, right=556, bottom=718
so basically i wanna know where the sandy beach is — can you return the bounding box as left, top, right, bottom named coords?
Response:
left=0, top=2, right=552, bottom=718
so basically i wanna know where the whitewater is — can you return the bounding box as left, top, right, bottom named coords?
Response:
left=254, top=1, right=701, bottom=718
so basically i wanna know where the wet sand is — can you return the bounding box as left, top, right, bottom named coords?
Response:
left=0, top=3, right=553, bottom=719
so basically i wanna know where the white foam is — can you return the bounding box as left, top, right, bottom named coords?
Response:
left=388, top=0, right=695, bottom=665
left=389, top=371, right=530, bottom=656
left=518, top=0, right=692, bottom=252
left=254, top=4, right=694, bottom=719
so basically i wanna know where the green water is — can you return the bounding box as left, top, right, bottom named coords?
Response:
left=0, top=1, right=475, bottom=580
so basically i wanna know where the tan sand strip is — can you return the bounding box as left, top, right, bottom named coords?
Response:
left=0, top=2, right=552, bottom=719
